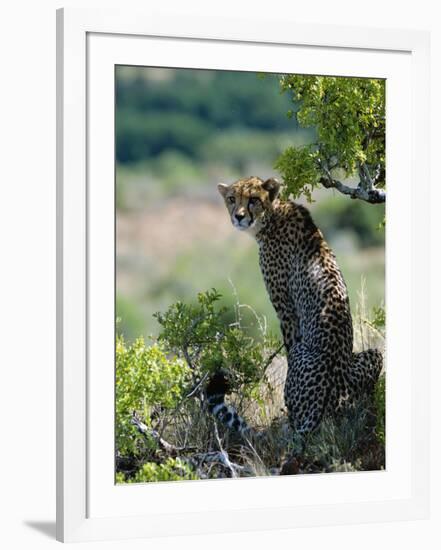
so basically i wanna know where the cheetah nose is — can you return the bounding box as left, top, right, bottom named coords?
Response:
left=235, top=213, right=245, bottom=222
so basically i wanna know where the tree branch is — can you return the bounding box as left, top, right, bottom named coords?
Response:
left=319, top=176, right=385, bottom=203
left=318, top=159, right=385, bottom=204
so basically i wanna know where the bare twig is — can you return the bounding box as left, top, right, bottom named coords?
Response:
left=361, top=319, right=386, bottom=341
left=212, top=420, right=239, bottom=478
left=131, top=413, right=185, bottom=455
left=191, top=451, right=245, bottom=474
left=154, top=373, right=209, bottom=440
left=263, top=344, right=285, bottom=374
left=181, top=314, right=205, bottom=372
left=228, top=278, right=268, bottom=336
left=243, top=434, right=266, bottom=468
left=185, top=372, right=209, bottom=399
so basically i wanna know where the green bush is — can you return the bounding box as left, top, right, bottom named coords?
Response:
left=154, top=289, right=281, bottom=397
left=116, top=290, right=280, bottom=465
left=116, top=458, right=198, bottom=483
left=116, top=335, right=191, bottom=456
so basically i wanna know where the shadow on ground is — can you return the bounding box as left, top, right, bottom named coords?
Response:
left=24, top=521, right=56, bottom=539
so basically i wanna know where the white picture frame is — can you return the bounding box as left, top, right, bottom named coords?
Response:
left=56, top=7, right=430, bottom=543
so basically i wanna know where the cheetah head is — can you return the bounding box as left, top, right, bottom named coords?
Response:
left=217, top=176, right=280, bottom=232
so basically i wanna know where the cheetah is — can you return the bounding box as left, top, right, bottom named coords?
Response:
left=217, top=176, right=383, bottom=448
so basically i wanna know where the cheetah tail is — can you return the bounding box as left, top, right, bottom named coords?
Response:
left=205, top=371, right=250, bottom=436
left=352, top=348, right=384, bottom=390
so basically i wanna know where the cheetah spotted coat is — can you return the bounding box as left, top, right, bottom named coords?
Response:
left=218, top=176, right=383, bottom=437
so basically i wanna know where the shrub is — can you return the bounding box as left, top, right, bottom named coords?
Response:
left=116, top=291, right=385, bottom=481
left=154, top=289, right=281, bottom=398
left=116, top=458, right=198, bottom=483
left=116, top=335, right=191, bottom=457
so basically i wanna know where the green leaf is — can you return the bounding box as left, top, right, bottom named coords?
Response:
left=277, top=75, right=385, bottom=202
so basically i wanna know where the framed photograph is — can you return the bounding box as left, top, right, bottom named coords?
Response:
left=56, top=7, right=430, bottom=543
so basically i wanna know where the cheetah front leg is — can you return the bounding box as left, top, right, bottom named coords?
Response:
left=281, top=344, right=332, bottom=471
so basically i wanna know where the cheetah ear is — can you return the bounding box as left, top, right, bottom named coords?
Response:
left=217, top=183, right=229, bottom=197
left=262, top=178, right=280, bottom=202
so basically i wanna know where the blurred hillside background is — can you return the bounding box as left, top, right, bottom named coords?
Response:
left=116, top=66, right=385, bottom=341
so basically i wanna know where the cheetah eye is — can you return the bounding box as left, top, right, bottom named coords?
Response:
left=248, top=197, right=261, bottom=207
left=228, top=196, right=236, bottom=204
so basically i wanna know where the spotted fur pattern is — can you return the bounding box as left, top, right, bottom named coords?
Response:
left=218, top=176, right=383, bottom=439
left=205, top=371, right=250, bottom=435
